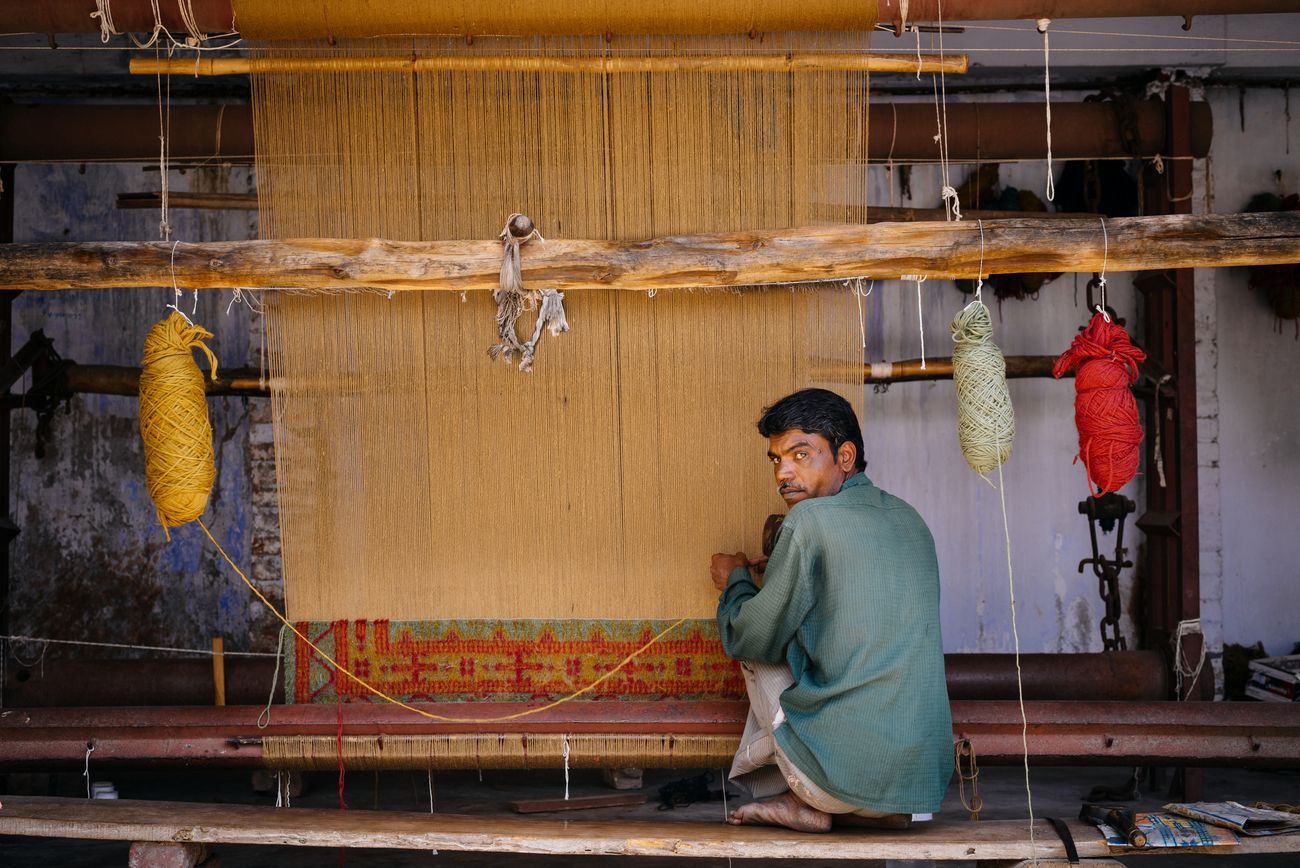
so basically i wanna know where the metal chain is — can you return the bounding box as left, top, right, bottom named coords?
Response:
left=1098, top=568, right=1127, bottom=651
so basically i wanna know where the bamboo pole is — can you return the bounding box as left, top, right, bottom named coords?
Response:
left=2, top=212, right=1297, bottom=294
left=863, top=355, right=1061, bottom=383
left=127, top=52, right=967, bottom=77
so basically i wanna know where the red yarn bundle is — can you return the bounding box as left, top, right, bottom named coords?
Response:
left=1053, top=311, right=1147, bottom=496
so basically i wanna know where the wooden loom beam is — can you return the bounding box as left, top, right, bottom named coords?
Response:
left=2, top=213, right=1297, bottom=294
left=128, top=52, right=968, bottom=77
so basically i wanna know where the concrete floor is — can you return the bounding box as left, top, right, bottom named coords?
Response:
left=3, top=764, right=1299, bottom=866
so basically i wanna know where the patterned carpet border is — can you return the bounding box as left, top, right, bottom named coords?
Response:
left=286, top=619, right=744, bottom=703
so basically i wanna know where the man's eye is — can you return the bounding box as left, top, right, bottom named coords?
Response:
left=796, top=451, right=808, bottom=460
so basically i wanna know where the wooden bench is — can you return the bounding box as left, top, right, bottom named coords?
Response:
left=3, top=795, right=1298, bottom=865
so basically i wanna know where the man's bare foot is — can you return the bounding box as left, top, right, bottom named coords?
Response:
left=726, top=791, right=832, bottom=833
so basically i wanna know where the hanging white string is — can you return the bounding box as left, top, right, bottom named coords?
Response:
left=428, top=768, right=436, bottom=812
left=996, top=457, right=1037, bottom=865
left=91, top=0, right=117, bottom=43
left=975, top=219, right=986, bottom=303
left=165, top=240, right=194, bottom=325
left=886, top=103, right=899, bottom=208
left=721, top=768, right=733, bottom=868
left=562, top=734, right=571, bottom=801
left=916, top=277, right=928, bottom=369
left=1097, top=218, right=1111, bottom=322
left=257, top=624, right=288, bottom=729
left=913, top=24, right=923, bottom=81
left=155, top=47, right=172, bottom=241
left=1038, top=18, right=1056, bottom=202
left=1172, top=619, right=1207, bottom=700
left=851, top=278, right=874, bottom=351
left=275, top=771, right=284, bottom=807
left=83, top=743, right=96, bottom=799
left=935, top=0, right=961, bottom=222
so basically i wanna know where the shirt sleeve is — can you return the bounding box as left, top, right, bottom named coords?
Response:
left=715, top=514, right=817, bottom=664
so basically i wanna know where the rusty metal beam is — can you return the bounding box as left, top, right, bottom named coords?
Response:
left=879, top=0, right=1299, bottom=26
left=4, top=0, right=1294, bottom=35
left=3, top=652, right=1169, bottom=705
left=2, top=701, right=1297, bottom=770
left=0, top=101, right=1212, bottom=164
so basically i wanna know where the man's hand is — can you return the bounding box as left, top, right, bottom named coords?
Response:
left=711, top=552, right=750, bottom=591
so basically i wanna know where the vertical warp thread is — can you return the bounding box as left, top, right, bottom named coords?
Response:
left=951, top=301, right=1015, bottom=474
left=1052, top=310, right=1147, bottom=495
left=138, top=311, right=219, bottom=537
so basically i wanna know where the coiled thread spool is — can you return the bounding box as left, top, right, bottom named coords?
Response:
left=951, top=301, right=1015, bottom=474
left=138, top=311, right=218, bottom=536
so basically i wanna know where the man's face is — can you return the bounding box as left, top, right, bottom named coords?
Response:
left=767, top=429, right=855, bottom=508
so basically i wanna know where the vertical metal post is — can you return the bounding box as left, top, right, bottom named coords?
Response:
left=0, top=162, right=16, bottom=707
left=1136, top=81, right=1204, bottom=798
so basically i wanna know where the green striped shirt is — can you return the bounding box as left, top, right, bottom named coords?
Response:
left=717, top=472, right=952, bottom=814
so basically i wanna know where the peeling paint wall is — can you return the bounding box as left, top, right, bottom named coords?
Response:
left=8, top=161, right=281, bottom=656
left=1203, top=85, right=1300, bottom=658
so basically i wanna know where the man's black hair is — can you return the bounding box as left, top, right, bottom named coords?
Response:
left=757, top=388, right=866, bottom=471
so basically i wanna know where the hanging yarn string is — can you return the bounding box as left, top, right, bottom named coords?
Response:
left=488, top=213, right=569, bottom=373
left=1052, top=310, right=1147, bottom=496
left=139, top=310, right=219, bottom=537
left=951, top=301, right=1015, bottom=474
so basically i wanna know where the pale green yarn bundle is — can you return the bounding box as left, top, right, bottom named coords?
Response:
left=951, top=301, right=1015, bottom=474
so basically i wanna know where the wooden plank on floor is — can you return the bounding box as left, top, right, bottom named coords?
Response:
left=1, top=797, right=1295, bottom=860
left=510, top=793, right=647, bottom=813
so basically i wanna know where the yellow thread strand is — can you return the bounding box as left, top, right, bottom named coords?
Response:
left=198, top=518, right=687, bottom=723
left=139, top=311, right=219, bottom=536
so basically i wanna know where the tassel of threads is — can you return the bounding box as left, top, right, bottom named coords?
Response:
left=138, top=310, right=219, bottom=536
left=1052, top=310, right=1147, bottom=495
left=951, top=301, right=1015, bottom=474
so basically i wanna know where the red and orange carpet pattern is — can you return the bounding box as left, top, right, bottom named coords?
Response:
left=287, top=619, right=743, bottom=703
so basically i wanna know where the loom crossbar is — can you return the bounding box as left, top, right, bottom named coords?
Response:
left=2, top=212, right=1298, bottom=293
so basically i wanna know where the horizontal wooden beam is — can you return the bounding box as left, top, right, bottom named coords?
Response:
left=128, top=52, right=967, bottom=77
left=2, top=212, right=1297, bottom=293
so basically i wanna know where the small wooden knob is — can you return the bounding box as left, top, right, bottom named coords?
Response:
left=508, top=214, right=535, bottom=239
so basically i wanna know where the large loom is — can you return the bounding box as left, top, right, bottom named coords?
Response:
left=237, top=2, right=879, bottom=768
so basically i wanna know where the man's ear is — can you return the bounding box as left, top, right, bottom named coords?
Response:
left=837, top=441, right=857, bottom=472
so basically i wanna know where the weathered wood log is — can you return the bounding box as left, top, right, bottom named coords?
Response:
left=3, top=212, right=1297, bottom=293
left=128, top=52, right=967, bottom=77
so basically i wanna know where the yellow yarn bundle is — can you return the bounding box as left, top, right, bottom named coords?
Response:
left=951, top=301, right=1015, bottom=474
left=139, top=311, right=219, bottom=536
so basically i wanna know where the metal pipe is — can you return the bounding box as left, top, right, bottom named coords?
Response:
left=0, top=105, right=253, bottom=164
left=3, top=658, right=281, bottom=707
left=880, top=0, right=1299, bottom=26
left=3, top=652, right=1168, bottom=706
left=61, top=363, right=267, bottom=397
left=4, top=0, right=1295, bottom=35
left=2, top=700, right=1296, bottom=769
left=0, top=101, right=1211, bottom=164
left=0, top=1, right=236, bottom=36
